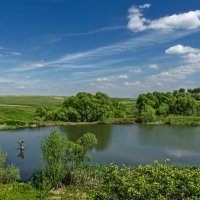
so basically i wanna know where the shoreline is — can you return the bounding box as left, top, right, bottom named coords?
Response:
left=1, top=116, right=200, bottom=131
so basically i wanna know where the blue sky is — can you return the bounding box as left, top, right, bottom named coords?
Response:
left=0, top=0, right=200, bottom=97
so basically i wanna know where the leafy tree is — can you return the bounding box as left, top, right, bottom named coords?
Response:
left=137, top=104, right=156, bottom=123
left=33, top=129, right=98, bottom=189
left=40, top=129, right=68, bottom=188
left=157, top=103, right=169, bottom=116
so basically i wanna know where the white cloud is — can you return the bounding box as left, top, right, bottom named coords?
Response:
left=118, top=74, right=128, bottom=79
left=128, top=5, right=200, bottom=32
left=24, top=61, right=46, bottom=68
left=124, top=81, right=141, bottom=86
left=11, top=52, right=22, bottom=56
left=165, top=44, right=200, bottom=55
left=16, top=85, right=26, bottom=89
left=139, top=4, right=151, bottom=9
left=0, top=78, right=14, bottom=84
left=147, top=44, right=200, bottom=83
left=129, top=67, right=142, bottom=73
left=97, top=74, right=128, bottom=82
left=149, top=64, right=159, bottom=69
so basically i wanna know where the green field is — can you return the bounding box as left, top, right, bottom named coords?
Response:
left=0, top=96, right=65, bottom=106
left=0, top=96, right=66, bottom=126
left=119, top=99, right=136, bottom=118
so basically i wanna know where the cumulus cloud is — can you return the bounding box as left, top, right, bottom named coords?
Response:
left=149, top=64, right=159, bottom=69
left=128, top=4, right=200, bottom=32
left=147, top=44, right=200, bottom=83
left=165, top=44, right=200, bottom=55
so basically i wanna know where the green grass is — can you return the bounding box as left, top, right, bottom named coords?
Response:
left=0, top=183, right=50, bottom=200
left=164, top=115, right=200, bottom=125
left=0, top=183, right=93, bottom=200
left=119, top=99, right=136, bottom=118
left=0, top=96, right=66, bottom=125
left=0, top=95, right=65, bottom=106
left=0, top=106, right=36, bottom=122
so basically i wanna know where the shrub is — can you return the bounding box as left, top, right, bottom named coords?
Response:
left=137, top=104, right=156, bottom=123
left=35, top=129, right=68, bottom=189
left=0, top=150, right=20, bottom=184
left=94, top=162, right=200, bottom=200
left=33, top=129, right=100, bottom=189
left=5, top=120, right=26, bottom=126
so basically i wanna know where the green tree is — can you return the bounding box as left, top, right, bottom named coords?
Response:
left=39, top=129, right=68, bottom=188
left=157, top=103, right=169, bottom=116
left=137, top=104, right=156, bottom=123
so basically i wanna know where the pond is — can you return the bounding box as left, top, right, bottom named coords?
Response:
left=1, top=124, right=200, bottom=181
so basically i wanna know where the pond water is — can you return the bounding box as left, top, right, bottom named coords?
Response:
left=1, top=124, right=200, bottom=181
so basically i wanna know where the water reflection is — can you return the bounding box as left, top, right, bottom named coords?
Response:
left=58, top=124, right=113, bottom=151
left=138, top=125, right=200, bottom=152
left=18, top=149, right=24, bottom=159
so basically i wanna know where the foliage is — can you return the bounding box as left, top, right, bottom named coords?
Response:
left=136, top=104, right=156, bottom=123
left=94, top=162, right=200, bottom=200
left=0, top=150, right=20, bottom=184
left=33, top=129, right=101, bottom=189
left=35, top=92, right=126, bottom=122
left=33, top=129, right=68, bottom=189
left=0, top=183, right=50, bottom=200
left=136, top=88, right=200, bottom=123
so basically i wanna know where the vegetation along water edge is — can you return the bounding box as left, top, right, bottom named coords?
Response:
left=1, top=88, right=200, bottom=130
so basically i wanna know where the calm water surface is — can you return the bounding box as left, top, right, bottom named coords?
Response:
left=1, top=124, right=200, bottom=181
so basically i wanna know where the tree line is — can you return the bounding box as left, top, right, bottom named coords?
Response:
left=136, top=88, right=200, bottom=123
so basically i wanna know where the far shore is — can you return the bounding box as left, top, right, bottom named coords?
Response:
left=1, top=116, right=200, bottom=131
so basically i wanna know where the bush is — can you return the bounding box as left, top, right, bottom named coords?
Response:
left=94, top=162, right=200, bottom=200
left=5, top=120, right=26, bottom=126
left=33, top=129, right=100, bottom=189
left=34, top=129, right=68, bottom=189
left=0, top=150, right=20, bottom=184
left=137, top=104, right=156, bottom=123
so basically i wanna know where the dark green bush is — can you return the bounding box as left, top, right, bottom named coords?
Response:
left=5, top=120, right=26, bottom=126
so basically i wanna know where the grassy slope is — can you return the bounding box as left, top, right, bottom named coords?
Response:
left=0, top=96, right=65, bottom=106
left=0, top=96, right=65, bottom=123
